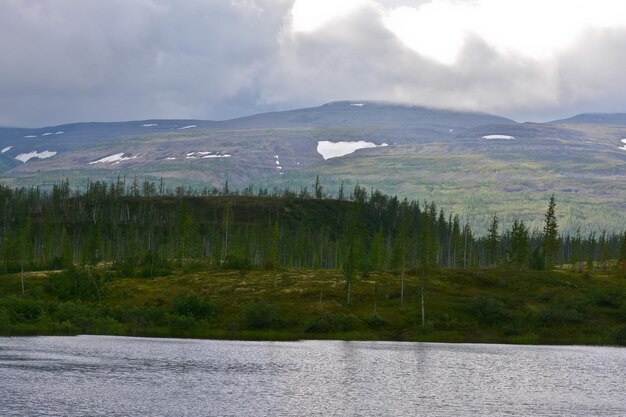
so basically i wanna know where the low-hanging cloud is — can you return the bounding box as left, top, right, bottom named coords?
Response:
left=0, top=0, right=625, bottom=127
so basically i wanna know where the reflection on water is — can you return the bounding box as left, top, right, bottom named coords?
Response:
left=0, top=336, right=624, bottom=417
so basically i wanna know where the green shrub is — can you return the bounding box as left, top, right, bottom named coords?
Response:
left=587, top=290, right=623, bottom=308
left=51, top=302, right=101, bottom=329
left=471, top=296, right=510, bottom=324
left=0, top=296, right=46, bottom=323
left=304, top=312, right=358, bottom=333
left=502, top=321, right=523, bottom=336
left=433, top=313, right=459, bottom=330
left=111, top=306, right=167, bottom=327
left=46, top=267, right=103, bottom=300
left=90, top=316, right=125, bottom=335
left=535, top=305, right=584, bottom=326
left=0, top=307, right=10, bottom=330
left=180, top=260, right=210, bottom=273
left=364, top=314, right=387, bottom=329
left=165, top=313, right=197, bottom=331
left=139, top=252, right=172, bottom=278
left=113, top=258, right=137, bottom=277
left=615, top=325, right=626, bottom=346
left=242, top=301, right=281, bottom=329
left=222, top=254, right=253, bottom=270
left=172, top=292, right=216, bottom=319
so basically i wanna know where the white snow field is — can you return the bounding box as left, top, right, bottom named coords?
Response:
left=317, top=141, right=388, bottom=160
left=15, top=150, right=57, bottom=163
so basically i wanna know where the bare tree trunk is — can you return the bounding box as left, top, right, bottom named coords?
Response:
left=20, top=261, right=25, bottom=296
left=89, top=270, right=102, bottom=302
left=374, top=280, right=378, bottom=315
left=319, top=287, right=323, bottom=310
left=421, top=270, right=425, bottom=326
left=400, top=259, right=405, bottom=309
left=463, top=230, right=468, bottom=269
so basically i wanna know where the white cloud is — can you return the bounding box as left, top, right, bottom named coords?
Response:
left=0, top=0, right=625, bottom=126
left=381, top=0, right=626, bottom=64
left=291, top=0, right=372, bottom=32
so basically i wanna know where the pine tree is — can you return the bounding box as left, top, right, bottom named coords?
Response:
left=571, top=229, right=583, bottom=273
left=338, top=182, right=345, bottom=201
left=586, top=232, right=597, bottom=272
left=314, top=176, right=323, bottom=200
left=369, top=227, right=386, bottom=272
left=618, top=231, right=626, bottom=273
left=391, top=215, right=409, bottom=309
left=510, top=220, right=529, bottom=270
left=598, top=231, right=610, bottom=271
left=486, top=214, right=500, bottom=267
left=543, top=195, right=559, bottom=269
left=418, top=205, right=438, bottom=326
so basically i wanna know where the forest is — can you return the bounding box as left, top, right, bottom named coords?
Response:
left=1, top=177, right=625, bottom=344
left=1, top=177, right=624, bottom=276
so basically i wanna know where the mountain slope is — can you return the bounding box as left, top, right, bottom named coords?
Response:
left=551, top=113, right=626, bottom=125
left=1, top=101, right=625, bottom=233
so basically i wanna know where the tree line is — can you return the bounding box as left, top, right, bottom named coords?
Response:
left=1, top=178, right=625, bottom=281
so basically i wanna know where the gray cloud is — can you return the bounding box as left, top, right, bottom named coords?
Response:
left=0, top=0, right=625, bottom=126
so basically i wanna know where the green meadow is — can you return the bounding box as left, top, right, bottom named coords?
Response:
left=2, top=266, right=625, bottom=346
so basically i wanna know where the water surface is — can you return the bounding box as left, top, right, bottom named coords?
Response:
left=1, top=336, right=624, bottom=416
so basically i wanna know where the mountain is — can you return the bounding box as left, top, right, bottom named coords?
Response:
left=551, top=113, right=626, bottom=125
left=1, top=101, right=625, bottom=233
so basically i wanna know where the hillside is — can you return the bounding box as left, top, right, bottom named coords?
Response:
left=1, top=101, right=626, bottom=232
left=0, top=189, right=625, bottom=345
left=1, top=267, right=625, bottom=346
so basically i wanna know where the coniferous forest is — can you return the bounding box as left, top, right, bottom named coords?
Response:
left=1, top=178, right=625, bottom=344
left=1, top=178, right=625, bottom=274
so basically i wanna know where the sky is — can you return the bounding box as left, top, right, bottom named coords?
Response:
left=1, top=0, right=626, bottom=127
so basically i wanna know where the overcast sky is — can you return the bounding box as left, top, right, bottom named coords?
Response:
left=2, top=0, right=626, bottom=127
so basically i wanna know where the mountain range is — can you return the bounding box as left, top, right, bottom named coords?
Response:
left=1, top=101, right=625, bottom=233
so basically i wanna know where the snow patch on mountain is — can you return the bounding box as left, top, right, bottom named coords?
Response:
left=482, top=135, right=515, bottom=140
left=89, top=153, right=139, bottom=165
left=273, top=154, right=282, bottom=169
left=186, top=151, right=231, bottom=159
left=15, top=150, right=57, bottom=163
left=1, top=146, right=12, bottom=153
left=186, top=151, right=211, bottom=158
left=24, top=135, right=37, bottom=138
left=317, top=141, right=388, bottom=160
left=142, top=123, right=158, bottom=127
left=178, top=125, right=197, bottom=130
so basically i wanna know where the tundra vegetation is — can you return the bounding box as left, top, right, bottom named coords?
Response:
left=0, top=179, right=625, bottom=345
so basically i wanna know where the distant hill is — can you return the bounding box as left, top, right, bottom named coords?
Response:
left=1, top=101, right=625, bottom=233
left=551, top=113, right=626, bottom=125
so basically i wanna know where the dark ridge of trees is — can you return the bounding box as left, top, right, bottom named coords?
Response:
left=0, top=178, right=624, bottom=277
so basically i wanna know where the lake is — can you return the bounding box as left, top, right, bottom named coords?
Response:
left=0, top=336, right=624, bottom=416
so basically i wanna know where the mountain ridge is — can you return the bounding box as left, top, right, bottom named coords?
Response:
left=1, top=101, right=625, bottom=233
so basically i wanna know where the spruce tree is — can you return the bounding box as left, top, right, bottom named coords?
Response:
left=510, top=220, right=529, bottom=270
left=486, top=214, right=500, bottom=267
left=543, top=195, right=559, bottom=269
left=571, top=229, right=583, bottom=273
left=619, top=231, right=626, bottom=273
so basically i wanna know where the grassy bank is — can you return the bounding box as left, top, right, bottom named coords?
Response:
left=1, top=266, right=625, bottom=346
